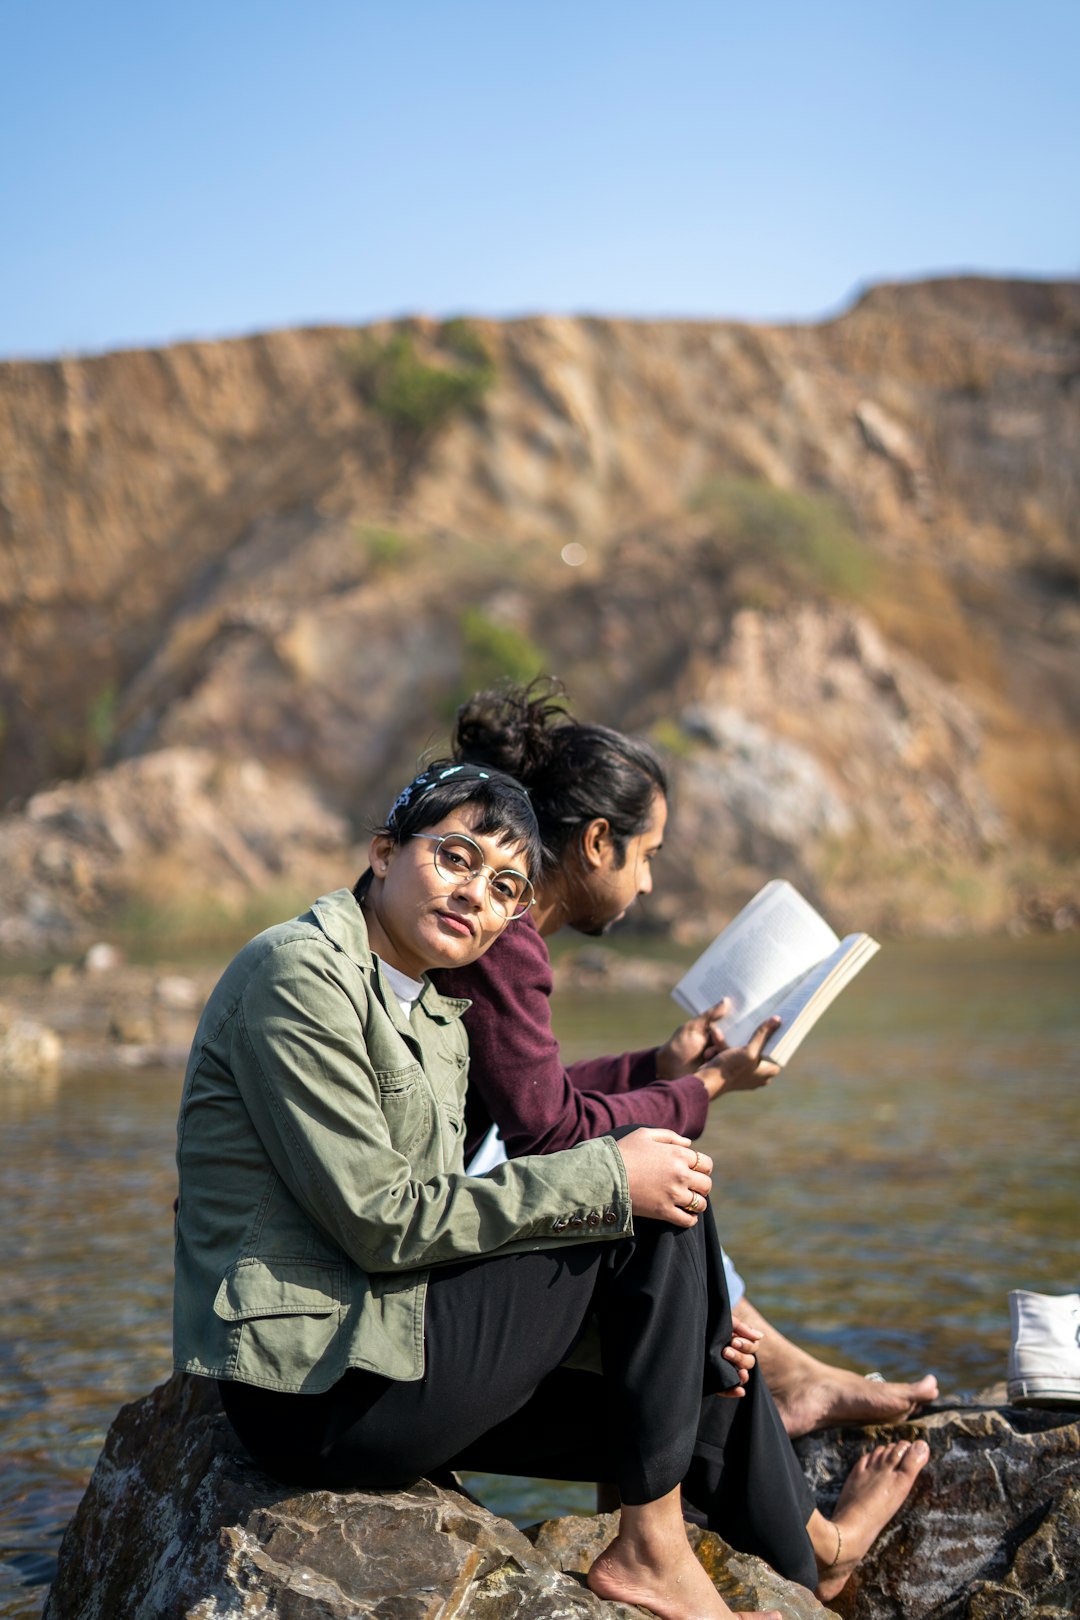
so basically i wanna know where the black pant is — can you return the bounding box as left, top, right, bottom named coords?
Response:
left=221, top=1214, right=818, bottom=1590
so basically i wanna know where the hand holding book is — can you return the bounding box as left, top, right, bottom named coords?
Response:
left=671, top=880, right=880, bottom=1070
left=654, top=997, right=732, bottom=1079
left=697, top=1013, right=782, bottom=1097
left=657, top=996, right=781, bottom=1097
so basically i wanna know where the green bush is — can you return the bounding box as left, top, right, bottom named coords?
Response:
left=691, top=477, right=874, bottom=602
left=649, top=717, right=701, bottom=760
left=355, top=524, right=409, bottom=574
left=460, top=607, right=545, bottom=694
left=46, top=683, right=119, bottom=777
left=87, top=683, right=118, bottom=757
left=349, top=320, right=495, bottom=486
left=441, top=317, right=496, bottom=376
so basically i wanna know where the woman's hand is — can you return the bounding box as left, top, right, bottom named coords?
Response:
left=718, top=1314, right=763, bottom=1398
left=697, top=1017, right=782, bottom=1100
left=614, top=1129, right=713, bottom=1227
left=654, top=999, right=730, bottom=1080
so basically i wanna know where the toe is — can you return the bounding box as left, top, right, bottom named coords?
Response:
left=900, top=1439, right=930, bottom=1475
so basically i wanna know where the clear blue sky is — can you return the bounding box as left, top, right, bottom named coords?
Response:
left=2, top=0, right=1077, bottom=359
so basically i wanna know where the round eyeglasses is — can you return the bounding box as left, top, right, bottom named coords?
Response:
left=411, top=833, right=535, bottom=920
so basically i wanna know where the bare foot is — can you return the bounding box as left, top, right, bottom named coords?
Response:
left=772, top=1368, right=940, bottom=1439
left=815, top=1439, right=930, bottom=1602
left=588, top=1534, right=782, bottom=1620
left=737, top=1296, right=938, bottom=1438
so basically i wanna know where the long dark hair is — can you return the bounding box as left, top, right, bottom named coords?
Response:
left=452, top=680, right=667, bottom=873
left=354, top=760, right=542, bottom=900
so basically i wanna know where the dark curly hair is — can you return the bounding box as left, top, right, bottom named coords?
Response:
left=451, top=679, right=667, bottom=875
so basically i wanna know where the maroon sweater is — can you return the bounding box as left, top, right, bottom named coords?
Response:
left=435, top=915, right=710, bottom=1161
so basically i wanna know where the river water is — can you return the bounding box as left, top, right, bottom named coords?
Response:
left=1, top=936, right=1077, bottom=1616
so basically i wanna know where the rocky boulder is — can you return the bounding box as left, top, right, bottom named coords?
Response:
left=525, top=1395, right=1080, bottom=1619
left=0, top=746, right=350, bottom=957
left=0, top=1000, right=62, bottom=1081
left=42, top=1375, right=1080, bottom=1620
left=528, top=1513, right=827, bottom=1618
left=792, top=1397, right=1080, bottom=1618
left=42, top=1374, right=824, bottom=1620
left=680, top=604, right=1004, bottom=861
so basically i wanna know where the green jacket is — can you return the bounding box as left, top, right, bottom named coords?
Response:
left=173, top=888, right=631, bottom=1392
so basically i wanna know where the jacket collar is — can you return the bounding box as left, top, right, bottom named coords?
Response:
left=309, top=888, right=470, bottom=1024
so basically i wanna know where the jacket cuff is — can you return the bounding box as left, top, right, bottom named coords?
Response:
left=542, top=1135, right=632, bottom=1240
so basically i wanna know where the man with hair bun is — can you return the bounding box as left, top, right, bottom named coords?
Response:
left=438, top=678, right=939, bottom=1441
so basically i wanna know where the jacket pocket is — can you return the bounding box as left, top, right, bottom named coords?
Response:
left=214, top=1257, right=346, bottom=1391
left=374, top=1061, right=431, bottom=1153
left=214, top=1256, right=344, bottom=1320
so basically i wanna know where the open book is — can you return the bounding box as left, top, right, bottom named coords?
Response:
left=671, top=880, right=880, bottom=1067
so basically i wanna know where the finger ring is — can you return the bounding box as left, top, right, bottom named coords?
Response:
left=690, top=1150, right=701, bottom=1172
left=684, top=1192, right=703, bottom=1213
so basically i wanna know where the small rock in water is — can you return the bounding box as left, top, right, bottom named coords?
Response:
left=83, top=941, right=123, bottom=974
left=154, top=974, right=200, bottom=1010
left=793, top=1401, right=1080, bottom=1618
left=0, top=1006, right=63, bottom=1081
left=108, top=1013, right=154, bottom=1046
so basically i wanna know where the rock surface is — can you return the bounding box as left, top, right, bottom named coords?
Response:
left=529, top=1512, right=828, bottom=1618
left=793, top=1401, right=1080, bottom=1618
left=0, top=746, right=349, bottom=956
left=0, top=954, right=218, bottom=1075
left=45, top=1374, right=822, bottom=1620
left=0, top=1000, right=62, bottom=1081
left=43, top=1375, right=1080, bottom=1620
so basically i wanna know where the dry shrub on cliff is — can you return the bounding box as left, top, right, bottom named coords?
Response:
left=860, top=558, right=1004, bottom=691
left=691, top=477, right=875, bottom=606
left=982, top=723, right=1080, bottom=854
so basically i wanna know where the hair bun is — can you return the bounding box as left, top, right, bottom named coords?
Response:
left=452, top=678, right=568, bottom=785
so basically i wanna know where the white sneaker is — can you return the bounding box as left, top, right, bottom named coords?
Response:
left=1007, top=1289, right=1080, bottom=1407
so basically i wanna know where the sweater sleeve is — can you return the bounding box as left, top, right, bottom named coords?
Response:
left=440, top=920, right=710, bottom=1158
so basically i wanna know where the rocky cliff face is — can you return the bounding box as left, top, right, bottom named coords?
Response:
left=2, top=279, right=1078, bottom=951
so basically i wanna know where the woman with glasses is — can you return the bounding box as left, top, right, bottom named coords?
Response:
left=174, top=760, right=793, bottom=1620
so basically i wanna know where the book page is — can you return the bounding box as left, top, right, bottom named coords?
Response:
left=672, top=880, right=840, bottom=1022
left=767, top=935, right=881, bottom=1064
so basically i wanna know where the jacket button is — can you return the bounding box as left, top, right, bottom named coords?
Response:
left=586, top=1211, right=601, bottom=1227
left=603, top=1210, right=617, bottom=1225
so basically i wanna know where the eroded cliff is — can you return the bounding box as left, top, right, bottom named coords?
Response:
left=1, top=278, right=1078, bottom=951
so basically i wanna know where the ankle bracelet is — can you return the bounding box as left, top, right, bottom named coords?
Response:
left=823, top=1524, right=842, bottom=1570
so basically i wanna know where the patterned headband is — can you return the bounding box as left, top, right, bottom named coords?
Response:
left=386, top=762, right=527, bottom=826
